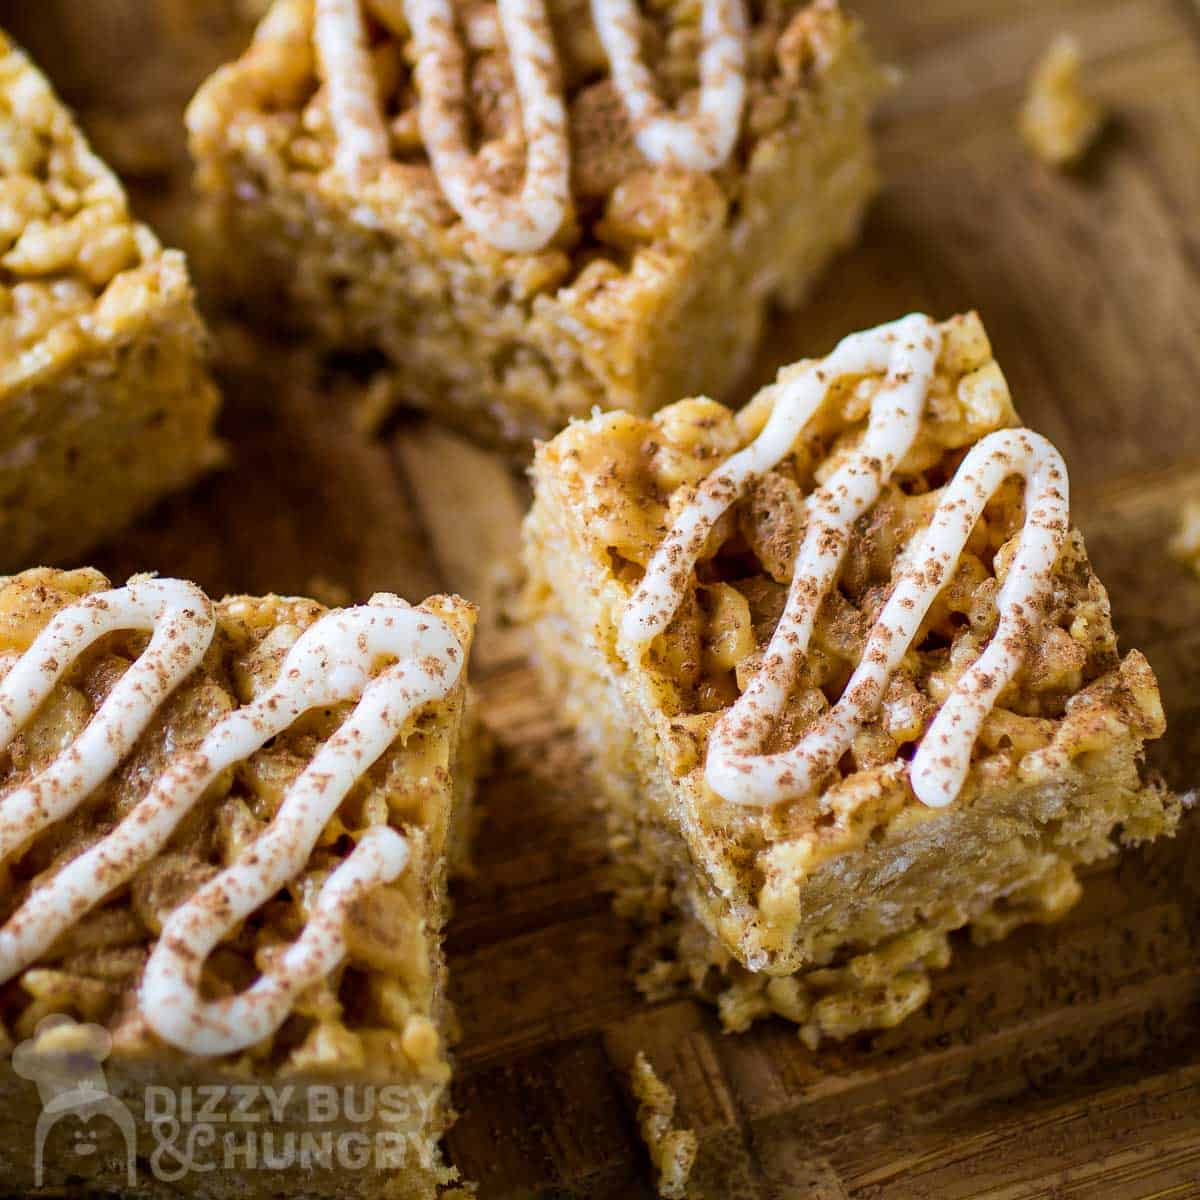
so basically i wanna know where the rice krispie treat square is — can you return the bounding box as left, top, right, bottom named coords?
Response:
left=188, top=0, right=885, bottom=450
left=523, top=311, right=1179, bottom=1045
left=0, top=568, right=480, bottom=1198
left=0, top=32, right=221, bottom=570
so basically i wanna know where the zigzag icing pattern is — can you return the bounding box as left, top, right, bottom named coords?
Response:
left=620, top=315, right=1070, bottom=809
left=314, top=0, right=747, bottom=250
left=591, top=0, right=746, bottom=171
left=0, top=581, right=464, bottom=1057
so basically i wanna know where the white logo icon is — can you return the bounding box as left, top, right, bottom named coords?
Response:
left=11, top=1014, right=137, bottom=1187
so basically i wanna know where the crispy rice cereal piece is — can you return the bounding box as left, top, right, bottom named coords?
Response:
left=188, top=0, right=887, bottom=451
left=0, top=568, right=480, bottom=1198
left=0, top=33, right=221, bottom=570
left=1020, top=35, right=1105, bottom=168
left=523, top=311, right=1178, bottom=1043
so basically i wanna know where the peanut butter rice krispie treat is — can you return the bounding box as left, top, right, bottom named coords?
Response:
left=523, top=312, right=1179, bottom=1046
left=0, top=33, right=221, bottom=571
left=188, top=0, right=886, bottom=450
left=0, top=568, right=479, bottom=1198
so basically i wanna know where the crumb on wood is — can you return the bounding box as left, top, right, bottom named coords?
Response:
left=631, top=1051, right=698, bottom=1199
left=1169, top=499, right=1200, bottom=576
left=1019, top=35, right=1106, bottom=168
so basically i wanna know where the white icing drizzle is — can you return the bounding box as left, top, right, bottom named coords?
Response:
left=312, top=0, right=749, bottom=250
left=720, top=428, right=1068, bottom=809
left=620, top=317, right=1071, bottom=810
left=315, top=0, right=392, bottom=183
left=591, top=0, right=747, bottom=171
left=0, top=580, right=215, bottom=885
left=620, top=314, right=940, bottom=658
left=314, top=0, right=570, bottom=252
left=905, top=431, right=1068, bottom=805
left=0, top=582, right=464, bottom=1059
left=404, top=0, right=570, bottom=251
left=139, top=604, right=463, bottom=1056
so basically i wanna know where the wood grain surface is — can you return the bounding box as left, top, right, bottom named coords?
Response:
left=25, top=0, right=1200, bottom=1194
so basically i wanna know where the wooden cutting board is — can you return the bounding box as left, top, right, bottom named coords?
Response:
left=23, top=0, right=1200, bottom=1194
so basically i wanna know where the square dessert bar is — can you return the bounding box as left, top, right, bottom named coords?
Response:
left=188, top=0, right=886, bottom=449
left=524, top=312, right=1179, bottom=1045
left=0, top=33, right=221, bottom=571
left=0, top=568, right=479, bottom=1198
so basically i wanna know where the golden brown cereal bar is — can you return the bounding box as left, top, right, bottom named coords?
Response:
left=523, top=312, right=1179, bottom=1045
left=188, top=0, right=886, bottom=451
left=0, top=568, right=480, bottom=1198
left=0, top=32, right=221, bottom=570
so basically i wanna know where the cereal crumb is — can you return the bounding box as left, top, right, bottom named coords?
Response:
left=1020, top=35, right=1106, bottom=168
left=631, top=1052, right=697, bottom=1199
left=1169, top=499, right=1200, bottom=576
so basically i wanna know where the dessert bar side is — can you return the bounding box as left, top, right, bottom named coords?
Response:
left=0, top=32, right=222, bottom=571
left=188, top=0, right=886, bottom=450
left=523, top=311, right=1178, bottom=1046
left=0, top=568, right=479, bottom=1199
